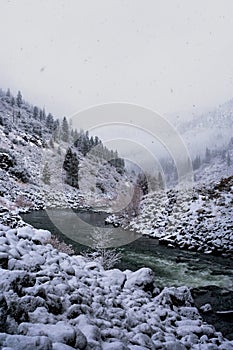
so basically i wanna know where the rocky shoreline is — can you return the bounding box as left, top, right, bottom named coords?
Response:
left=0, top=215, right=233, bottom=349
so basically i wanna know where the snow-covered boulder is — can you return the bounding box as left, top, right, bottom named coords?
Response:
left=124, top=267, right=155, bottom=291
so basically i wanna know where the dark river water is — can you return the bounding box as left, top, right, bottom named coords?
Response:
left=21, top=209, right=233, bottom=290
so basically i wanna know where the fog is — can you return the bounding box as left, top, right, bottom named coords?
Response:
left=1, top=0, right=233, bottom=122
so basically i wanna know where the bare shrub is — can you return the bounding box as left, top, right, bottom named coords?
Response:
left=47, top=235, right=75, bottom=255
left=82, top=247, right=122, bottom=270
left=15, top=195, right=33, bottom=209
left=82, top=227, right=122, bottom=269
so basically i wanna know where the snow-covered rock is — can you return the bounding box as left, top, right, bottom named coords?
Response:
left=0, top=215, right=233, bottom=349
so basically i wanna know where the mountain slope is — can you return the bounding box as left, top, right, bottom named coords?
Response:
left=0, top=89, right=131, bottom=212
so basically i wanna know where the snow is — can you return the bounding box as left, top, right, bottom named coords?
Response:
left=1, top=89, right=233, bottom=349
left=113, top=176, right=233, bottom=256
left=0, top=220, right=233, bottom=349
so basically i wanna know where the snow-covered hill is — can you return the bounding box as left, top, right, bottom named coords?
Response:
left=174, top=99, right=233, bottom=157
left=109, top=176, right=233, bottom=257
left=0, top=90, right=131, bottom=212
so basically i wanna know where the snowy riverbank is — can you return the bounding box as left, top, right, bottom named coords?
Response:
left=0, top=218, right=233, bottom=349
left=108, top=176, right=233, bottom=257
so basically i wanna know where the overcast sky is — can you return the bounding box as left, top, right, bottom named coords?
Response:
left=1, top=0, right=233, bottom=120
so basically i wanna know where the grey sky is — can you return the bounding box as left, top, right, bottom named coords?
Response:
left=1, top=0, right=233, bottom=120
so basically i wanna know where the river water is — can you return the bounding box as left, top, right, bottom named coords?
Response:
left=21, top=209, right=233, bottom=290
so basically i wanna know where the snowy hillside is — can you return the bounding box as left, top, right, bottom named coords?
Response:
left=0, top=89, right=131, bottom=212
left=175, top=99, right=233, bottom=156
left=109, top=176, right=233, bottom=257
left=158, top=99, right=233, bottom=187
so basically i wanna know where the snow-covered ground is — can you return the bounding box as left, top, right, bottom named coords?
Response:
left=0, top=220, right=233, bottom=350
left=109, top=176, right=233, bottom=256
left=0, top=96, right=132, bottom=212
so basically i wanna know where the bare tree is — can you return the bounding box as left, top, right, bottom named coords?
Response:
left=82, top=227, right=122, bottom=270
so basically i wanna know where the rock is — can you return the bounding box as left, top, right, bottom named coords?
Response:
left=200, top=303, right=212, bottom=313
left=102, top=341, right=127, bottom=350
left=28, top=307, right=53, bottom=324
left=178, top=307, right=200, bottom=320
left=124, top=268, right=155, bottom=292
left=163, top=341, right=187, bottom=350
left=176, top=325, right=202, bottom=337
left=18, top=321, right=77, bottom=347
left=17, top=227, right=34, bottom=240
left=67, top=305, right=82, bottom=319
left=0, top=334, right=52, bottom=350
left=52, top=343, right=76, bottom=350
left=102, top=269, right=126, bottom=288
left=131, top=333, right=155, bottom=349
left=74, top=327, right=87, bottom=350
left=32, top=229, right=51, bottom=244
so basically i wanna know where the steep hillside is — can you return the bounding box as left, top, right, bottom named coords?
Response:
left=109, top=176, right=233, bottom=256
left=176, top=99, right=233, bottom=156
left=158, top=101, right=233, bottom=188
left=0, top=89, right=131, bottom=212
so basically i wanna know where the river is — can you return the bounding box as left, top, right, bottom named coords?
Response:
left=21, top=209, right=233, bottom=290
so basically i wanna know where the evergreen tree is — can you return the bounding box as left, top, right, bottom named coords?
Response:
left=33, top=106, right=39, bottom=119
left=52, top=119, right=60, bottom=142
left=63, top=148, right=79, bottom=188
left=6, top=88, right=11, bottom=98
left=16, top=90, right=23, bottom=107
left=137, top=173, right=148, bottom=195
left=205, top=147, right=211, bottom=163
left=46, top=113, right=54, bottom=130
left=193, top=155, right=201, bottom=170
left=39, top=109, right=43, bottom=121
left=61, top=116, right=69, bottom=142
left=158, top=172, right=164, bottom=190
left=227, top=152, right=231, bottom=166
left=10, top=96, right=15, bottom=107
left=42, top=162, right=51, bottom=184
left=42, top=108, right=46, bottom=120
left=94, top=136, right=99, bottom=146
left=73, top=129, right=79, bottom=143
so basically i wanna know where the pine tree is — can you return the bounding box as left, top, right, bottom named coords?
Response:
left=6, top=88, right=11, bottom=98
left=46, top=113, right=54, bottom=130
left=10, top=96, right=15, bottom=106
left=16, top=91, right=23, bottom=107
left=205, top=147, right=211, bottom=163
left=33, top=106, right=39, bottom=119
left=61, top=116, right=69, bottom=142
left=52, top=120, right=60, bottom=142
left=227, top=152, right=231, bottom=166
left=63, top=148, right=79, bottom=188
left=193, top=155, right=201, bottom=170
left=42, top=162, right=51, bottom=184
left=137, top=173, right=148, bottom=195
left=42, top=108, right=46, bottom=120
left=158, top=172, right=164, bottom=190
